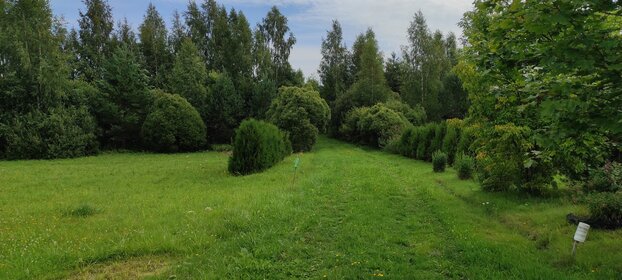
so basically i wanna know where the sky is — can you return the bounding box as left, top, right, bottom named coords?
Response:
left=50, top=0, right=473, bottom=79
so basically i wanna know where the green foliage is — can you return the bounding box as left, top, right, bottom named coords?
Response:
left=455, top=153, right=475, bottom=180
left=139, top=3, right=172, bottom=88
left=77, top=0, right=114, bottom=82
left=249, top=79, right=277, bottom=118
left=416, top=124, right=435, bottom=161
left=340, top=104, right=412, bottom=148
left=586, top=162, right=622, bottom=193
left=456, top=125, right=477, bottom=157
left=228, top=119, right=292, bottom=175
left=427, top=123, right=446, bottom=160
left=141, top=91, right=207, bottom=153
left=442, top=119, right=463, bottom=164
left=432, top=150, right=447, bottom=173
left=587, top=192, right=622, bottom=230
left=460, top=0, right=622, bottom=182
left=384, top=100, right=427, bottom=126
left=256, top=6, right=297, bottom=87
left=95, top=46, right=152, bottom=149
left=476, top=124, right=554, bottom=194
left=332, top=30, right=393, bottom=134
left=206, top=72, right=244, bottom=144
left=319, top=20, right=349, bottom=103
left=401, top=12, right=463, bottom=121
left=168, top=39, right=209, bottom=121
left=267, top=86, right=330, bottom=152
left=0, top=106, right=98, bottom=160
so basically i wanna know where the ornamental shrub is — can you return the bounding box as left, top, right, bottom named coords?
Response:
left=428, top=123, right=446, bottom=161
left=340, top=103, right=412, bottom=148
left=141, top=91, right=207, bottom=153
left=416, top=124, right=435, bottom=160
left=455, top=153, right=475, bottom=180
left=267, top=86, right=330, bottom=152
left=432, top=150, right=448, bottom=173
left=587, top=192, right=622, bottom=229
left=228, top=119, right=292, bottom=175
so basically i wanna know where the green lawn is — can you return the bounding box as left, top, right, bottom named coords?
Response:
left=0, top=137, right=620, bottom=279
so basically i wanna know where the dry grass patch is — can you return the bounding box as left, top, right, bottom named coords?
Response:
left=68, top=256, right=173, bottom=280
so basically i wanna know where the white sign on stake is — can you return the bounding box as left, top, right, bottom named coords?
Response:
left=572, top=222, right=590, bottom=257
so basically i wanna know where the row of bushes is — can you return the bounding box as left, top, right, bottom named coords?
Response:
left=392, top=119, right=475, bottom=164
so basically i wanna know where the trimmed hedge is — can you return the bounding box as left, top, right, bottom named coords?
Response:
left=141, top=91, right=207, bottom=153
left=228, top=119, right=292, bottom=175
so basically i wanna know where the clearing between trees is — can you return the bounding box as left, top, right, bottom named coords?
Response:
left=0, top=138, right=620, bottom=279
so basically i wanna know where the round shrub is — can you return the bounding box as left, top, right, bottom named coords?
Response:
left=587, top=192, right=622, bottom=229
left=432, top=150, right=448, bottom=173
left=141, top=91, right=207, bottom=153
left=455, top=153, right=475, bottom=180
left=267, top=86, right=330, bottom=152
left=228, top=119, right=292, bottom=175
left=340, top=103, right=412, bottom=148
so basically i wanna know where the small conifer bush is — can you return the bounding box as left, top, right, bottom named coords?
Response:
left=228, top=119, right=292, bottom=175
left=432, top=150, right=447, bottom=173
left=455, top=153, right=475, bottom=180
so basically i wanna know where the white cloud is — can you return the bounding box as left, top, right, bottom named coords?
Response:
left=239, top=0, right=473, bottom=78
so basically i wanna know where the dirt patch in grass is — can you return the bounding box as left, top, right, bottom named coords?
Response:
left=68, top=256, right=174, bottom=280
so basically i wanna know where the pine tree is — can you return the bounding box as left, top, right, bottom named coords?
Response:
left=169, top=10, right=187, bottom=55
left=139, top=3, right=172, bottom=88
left=169, top=39, right=209, bottom=122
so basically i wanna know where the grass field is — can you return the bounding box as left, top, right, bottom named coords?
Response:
left=0, top=137, right=621, bottom=279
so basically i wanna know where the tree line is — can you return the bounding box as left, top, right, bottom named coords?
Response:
left=0, top=0, right=309, bottom=159
left=0, top=0, right=468, bottom=160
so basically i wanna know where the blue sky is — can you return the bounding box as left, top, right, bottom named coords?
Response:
left=50, top=0, right=472, bottom=79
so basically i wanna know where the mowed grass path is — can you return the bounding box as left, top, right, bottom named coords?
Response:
left=0, top=137, right=620, bottom=279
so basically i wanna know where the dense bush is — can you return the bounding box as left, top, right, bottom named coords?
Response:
left=141, top=91, right=207, bottom=153
left=96, top=46, right=153, bottom=149
left=228, top=119, right=292, bottom=175
left=428, top=123, right=446, bottom=161
left=267, top=86, right=330, bottom=152
left=585, top=162, right=622, bottom=193
left=442, top=119, right=463, bottom=164
left=432, top=150, right=447, bottom=173
left=0, top=107, right=98, bottom=160
left=587, top=192, right=622, bottom=229
left=385, top=100, right=427, bottom=126
left=206, top=72, right=244, bottom=144
left=455, top=153, right=475, bottom=180
left=476, top=124, right=554, bottom=194
left=416, top=124, right=436, bottom=160
left=456, top=125, right=477, bottom=157
left=340, top=103, right=412, bottom=148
